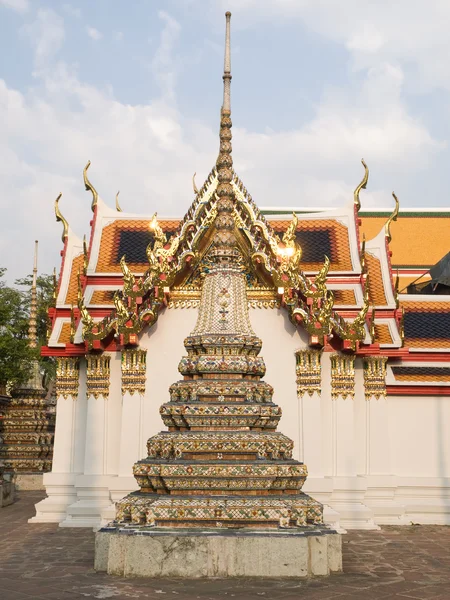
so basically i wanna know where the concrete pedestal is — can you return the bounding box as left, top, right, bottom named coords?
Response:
left=95, top=527, right=342, bottom=578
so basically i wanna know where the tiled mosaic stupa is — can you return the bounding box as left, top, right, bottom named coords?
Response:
left=114, top=13, right=322, bottom=530
left=0, top=242, right=54, bottom=485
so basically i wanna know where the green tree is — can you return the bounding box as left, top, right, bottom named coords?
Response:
left=0, top=268, right=36, bottom=394
left=15, top=272, right=56, bottom=385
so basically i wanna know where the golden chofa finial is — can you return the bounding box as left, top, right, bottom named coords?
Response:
left=385, top=192, right=399, bottom=243
left=354, top=158, right=369, bottom=212
left=116, top=190, right=122, bottom=212
left=192, top=173, right=199, bottom=195
left=54, top=193, right=69, bottom=243
left=83, top=160, right=99, bottom=212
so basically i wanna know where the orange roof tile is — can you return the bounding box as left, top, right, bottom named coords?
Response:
left=65, top=254, right=84, bottom=305
left=360, top=215, right=450, bottom=268
left=57, top=323, right=71, bottom=345
left=90, top=290, right=115, bottom=305
left=374, top=324, right=393, bottom=344
left=365, top=254, right=388, bottom=305
left=332, top=290, right=357, bottom=305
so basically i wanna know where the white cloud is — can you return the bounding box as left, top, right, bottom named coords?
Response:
left=219, top=0, right=450, bottom=91
left=0, top=2, right=447, bottom=282
left=151, top=11, right=181, bottom=102
left=62, top=4, right=81, bottom=19
left=0, top=0, right=29, bottom=13
left=20, top=9, right=65, bottom=71
left=86, top=26, right=103, bottom=41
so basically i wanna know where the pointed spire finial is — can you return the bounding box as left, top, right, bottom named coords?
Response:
left=29, top=240, right=39, bottom=349
left=222, top=11, right=232, bottom=113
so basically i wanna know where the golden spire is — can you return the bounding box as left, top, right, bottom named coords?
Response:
left=29, top=240, right=38, bottom=349
left=54, top=193, right=69, bottom=243
left=83, top=160, right=99, bottom=212
left=115, top=190, right=122, bottom=212
left=212, top=11, right=238, bottom=265
left=222, top=11, right=232, bottom=113
left=354, top=158, right=369, bottom=212
left=385, top=192, right=399, bottom=243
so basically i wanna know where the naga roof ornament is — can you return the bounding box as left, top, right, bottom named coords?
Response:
left=354, top=158, right=369, bottom=212
left=115, top=190, right=122, bottom=212
left=54, top=193, right=68, bottom=243
left=83, top=160, right=98, bottom=212
left=385, top=192, right=400, bottom=243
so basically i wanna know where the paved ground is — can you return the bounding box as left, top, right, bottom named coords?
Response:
left=0, top=492, right=449, bottom=600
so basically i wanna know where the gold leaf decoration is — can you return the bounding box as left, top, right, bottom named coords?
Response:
left=55, top=357, right=80, bottom=399
left=122, top=349, right=147, bottom=396
left=86, top=355, right=111, bottom=399
left=331, top=354, right=355, bottom=400
left=364, top=356, right=388, bottom=400
left=295, top=349, right=322, bottom=397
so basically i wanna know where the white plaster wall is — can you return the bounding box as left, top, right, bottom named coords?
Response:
left=387, top=396, right=450, bottom=478
left=139, top=307, right=198, bottom=448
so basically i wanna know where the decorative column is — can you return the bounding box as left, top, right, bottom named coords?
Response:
left=59, top=354, right=111, bottom=527
left=30, top=357, right=83, bottom=523
left=52, top=358, right=80, bottom=473
left=330, top=354, right=356, bottom=477
left=118, top=349, right=147, bottom=477
left=295, top=348, right=322, bottom=467
left=83, top=355, right=110, bottom=474
left=362, top=355, right=398, bottom=523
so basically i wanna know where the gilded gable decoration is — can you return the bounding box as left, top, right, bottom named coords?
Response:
left=331, top=354, right=355, bottom=400
left=86, top=355, right=110, bottom=399
left=55, top=357, right=80, bottom=399
left=364, top=356, right=388, bottom=400
left=295, top=349, right=322, bottom=397
left=121, top=349, right=147, bottom=396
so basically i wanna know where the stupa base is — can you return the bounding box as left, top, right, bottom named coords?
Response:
left=95, top=526, right=342, bottom=578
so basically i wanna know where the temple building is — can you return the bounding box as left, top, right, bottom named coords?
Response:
left=31, top=14, right=450, bottom=532
left=0, top=242, right=55, bottom=489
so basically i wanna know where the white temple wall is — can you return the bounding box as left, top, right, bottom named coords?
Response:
left=387, top=396, right=450, bottom=478
left=35, top=306, right=450, bottom=528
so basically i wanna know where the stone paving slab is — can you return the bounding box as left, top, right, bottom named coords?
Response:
left=0, top=492, right=449, bottom=599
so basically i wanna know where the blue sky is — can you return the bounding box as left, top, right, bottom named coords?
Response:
left=0, top=0, right=449, bottom=280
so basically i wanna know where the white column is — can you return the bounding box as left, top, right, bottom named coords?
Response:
left=362, top=357, right=403, bottom=524
left=106, top=350, right=147, bottom=523
left=61, top=353, right=114, bottom=528
left=30, top=358, right=84, bottom=524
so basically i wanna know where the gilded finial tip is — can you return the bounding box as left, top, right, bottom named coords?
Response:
left=226, top=11, right=231, bottom=17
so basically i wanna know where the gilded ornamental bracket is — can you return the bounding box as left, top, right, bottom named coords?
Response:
left=56, top=357, right=80, bottom=399
left=121, top=349, right=147, bottom=396
left=364, top=356, right=388, bottom=400
left=86, top=355, right=110, bottom=399
left=295, top=349, right=323, bottom=397
left=331, top=354, right=355, bottom=400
